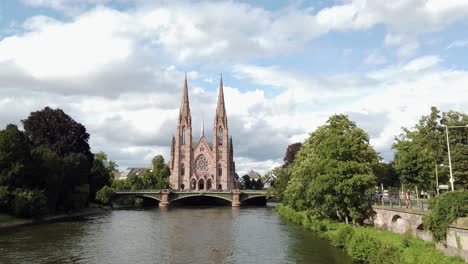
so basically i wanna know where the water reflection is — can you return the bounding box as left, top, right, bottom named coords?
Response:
left=0, top=205, right=352, bottom=264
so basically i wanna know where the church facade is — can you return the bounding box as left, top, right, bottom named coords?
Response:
left=169, top=76, right=237, bottom=191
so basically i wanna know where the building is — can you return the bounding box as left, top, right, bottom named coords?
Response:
left=169, top=76, right=237, bottom=191
left=114, top=167, right=148, bottom=180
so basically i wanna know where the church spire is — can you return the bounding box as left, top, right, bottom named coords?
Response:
left=215, top=74, right=226, bottom=124
left=200, top=115, right=205, bottom=138
left=179, top=72, right=191, bottom=125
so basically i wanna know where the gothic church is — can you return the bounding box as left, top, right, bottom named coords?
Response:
left=169, top=76, right=237, bottom=191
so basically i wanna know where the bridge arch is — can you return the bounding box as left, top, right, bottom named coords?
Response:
left=110, top=194, right=161, bottom=207
left=389, top=214, right=409, bottom=234
left=170, top=193, right=232, bottom=206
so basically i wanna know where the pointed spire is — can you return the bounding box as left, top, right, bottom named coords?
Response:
left=215, top=74, right=226, bottom=123
left=179, top=72, right=191, bottom=124
left=200, top=114, right=205, bottom=138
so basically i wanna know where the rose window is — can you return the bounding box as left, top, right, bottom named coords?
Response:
left=195, top=155, right=209, bottom=172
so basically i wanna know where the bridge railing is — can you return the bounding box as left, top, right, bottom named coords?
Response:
left=114, top=189, right=164, bottom=193
left=371, top=195, right=430, bottom=213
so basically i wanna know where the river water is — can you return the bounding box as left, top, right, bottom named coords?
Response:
left=0, top=205, right=352, bottom=264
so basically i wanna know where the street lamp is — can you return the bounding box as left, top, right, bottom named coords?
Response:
left=444, top=124, right=468, bottom=191
left=435, top=164, right=445, bottom=196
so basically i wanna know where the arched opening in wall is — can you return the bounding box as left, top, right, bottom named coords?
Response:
left=181, top=184, right=185, bottom=190
left=171, top=195, right=231, bottom=206
left=218, top=166, right=222, bottom=176
left=181, top=164, right=185, bottom=176
left=417, top=223, right=424, bottom=231
left=198, top=179, right=205, bottom=190
left=218, top=184, right=222, bottom=191
left=206, top=179, right=212, bottom=190
left=218, top=127, right=223, bottom=146
left=112, top=195, right=159, bottom=208
left=391, top=215, right=402, bottom=223
left=190, top=179, right=197, bottom=190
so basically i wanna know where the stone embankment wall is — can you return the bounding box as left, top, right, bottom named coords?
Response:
left=373, top=207, right=468, bottom=262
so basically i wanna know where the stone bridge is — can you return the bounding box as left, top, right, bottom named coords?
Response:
left=110, top=190, right=268, bottom=207
left=372, top=206, right=468, bottom=261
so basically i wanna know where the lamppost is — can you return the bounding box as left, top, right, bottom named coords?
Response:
left=435, top=164, right=445, bottom=196
left=444, top=124, right=468, bottom=191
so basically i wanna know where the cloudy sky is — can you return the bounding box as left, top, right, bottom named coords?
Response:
left=1, top=0, right=468, bottom=175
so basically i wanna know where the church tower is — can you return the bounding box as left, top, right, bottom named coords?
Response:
left=171, top=74, right=192, bottom=190
left=213, top=76, right=231, bottom=190
left=169, top=75, right=237, bottom=191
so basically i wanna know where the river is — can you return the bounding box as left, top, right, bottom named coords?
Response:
left=0, top=205, right=352, bottom=264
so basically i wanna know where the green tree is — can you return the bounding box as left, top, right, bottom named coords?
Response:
left=284, top=114, right=378, bottom=224
left=373, top=162, right=399, bottom=188
left=96, top=185, right=115, bottom=204
left=241, top=175, right=252, bottom=189
left=12, top=189, right=48, bottom=218
left=284, top=142, right=302, bottom=166
left=22, top=107, right=93, bottom=162
left=90, top=152, right=116, bottom=199
left=0, top=124, right=31, bottom=188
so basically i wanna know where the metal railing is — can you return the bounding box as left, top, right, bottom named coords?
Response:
left=371, top=195, right=430, bottom=213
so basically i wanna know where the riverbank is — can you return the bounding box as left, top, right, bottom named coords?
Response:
left=276, top=205, right=465, bottom=264
left=0, top=205, right=109, bottom=230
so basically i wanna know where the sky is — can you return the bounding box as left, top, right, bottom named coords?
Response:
left=1, top=0, right=468, bottom=175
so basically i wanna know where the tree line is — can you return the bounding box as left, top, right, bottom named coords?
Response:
left=0, top=107, right=170, bottom=218
left=270, top=107, right=467, bottom=225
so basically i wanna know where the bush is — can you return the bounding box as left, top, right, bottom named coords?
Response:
left=330, top=224, right=354, bottom=247
left=12, top=189, right=48, bottom=218
left=347, top=230, right=381, bottom=262
left=424, top=190, right=468, bottom=241
left=96, top=186, right=114, bottom=204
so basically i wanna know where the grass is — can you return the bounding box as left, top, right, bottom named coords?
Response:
left=276, top=205, right=466, bottom=264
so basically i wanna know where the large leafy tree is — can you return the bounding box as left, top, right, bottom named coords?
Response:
left=284, top=143, right=302, bottom=166
left=90, top=152, right=117, bottom=199
left=0, top=124, right=31, bottom=188
left=284, top=114, right=378, bottom=224
left=22, top=107, right=93, bottom=162
left=392, top=107, right=468, bottom=192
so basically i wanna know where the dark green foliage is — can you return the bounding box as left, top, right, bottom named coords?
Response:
left=0, top=125, right=31, bottom=188
left=270, top=166, right=290, bottom=201
left=424, top=190, right=468, bottom=241
left=331, top=224, right=354, bottom=247
left=241, top=175, right=252, bottom=189
left=96, top=186, right=114, bottom=204
left=12, top=189, right=48, bottom=218
left=22, top=107, right=93, bottom=162
left=90, top=152, right=115, bottom=200
left=373, top=162, right=399, bottom=188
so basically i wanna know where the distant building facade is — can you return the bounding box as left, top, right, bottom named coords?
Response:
left=169, top=76, right=237, bottom=191
left=114, top=167, right=148, bottom=180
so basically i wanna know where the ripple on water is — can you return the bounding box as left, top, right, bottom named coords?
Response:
left=0, top=207, right=352, bottom=264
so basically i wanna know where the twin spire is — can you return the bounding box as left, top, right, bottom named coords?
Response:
left=179, top=73, right=226, bottom=138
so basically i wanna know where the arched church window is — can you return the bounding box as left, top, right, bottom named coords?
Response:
left=182, top=127, right=186, bottom=145
left=218, top=127, right=223, bottom=146
left=181, top=164, right=185, bottom=176
left=218, top=166, right=222, bottom=176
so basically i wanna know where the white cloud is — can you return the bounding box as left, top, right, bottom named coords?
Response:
left=365, top=51, right=387, bottom=65
left=446, top=39, right=468, bottom=49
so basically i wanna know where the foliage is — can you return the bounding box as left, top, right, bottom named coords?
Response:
left=0, top=124, right=31, bottom=188
left=392, top=107, right=468, bottom=193
left=284, top=114, right=378, bottom=224
left=424, top=190, right=468, bottom=242
left=373, top=162, right=399, bottom=188
left=12, top=189, right=48, bottom=218
left=270, top=166, right=290, bottom=201
left=283, top=142, right=302, bottom=166
left=90, top=152, right=116, bottom=200
left=96, top=186, right=115, bottom=204
left=276, top=205, right=465, bottom=264
left=22, top=107, right=93, bottom=162
left=110, top=155, right=169, bottom=192
left=241, top=175, right=252, bottom=189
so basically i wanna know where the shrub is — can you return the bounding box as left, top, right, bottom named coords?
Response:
left=96, top=186, right=114, bottom=204
left=347, top=230, right=381, bottom=262
left=424, top=190, right=468, bottom=242
left=330, top=224, right=354, bottom=247
left=12, top=189, right=48, bottom=218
